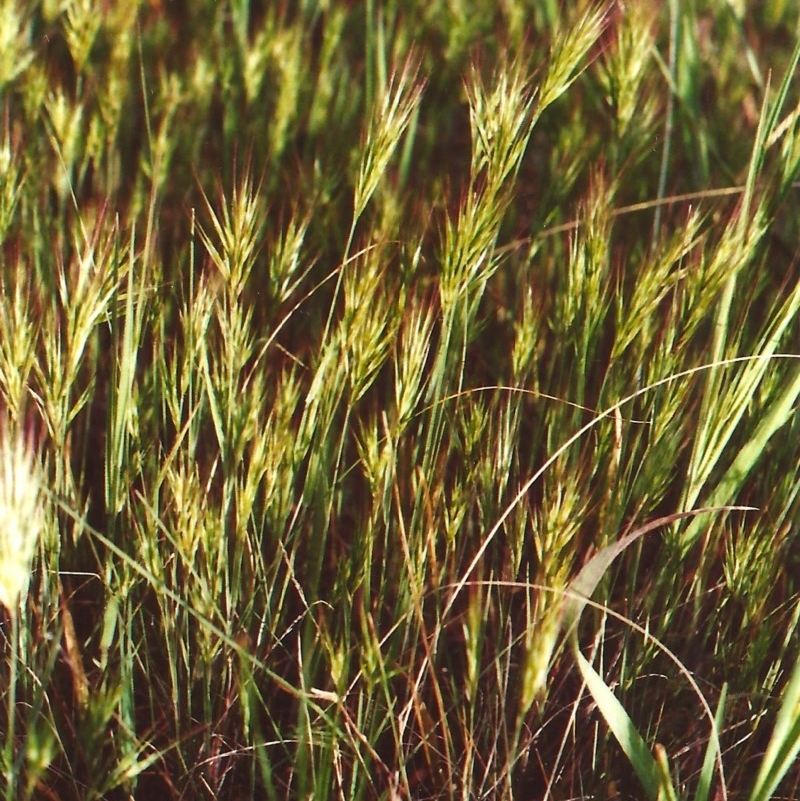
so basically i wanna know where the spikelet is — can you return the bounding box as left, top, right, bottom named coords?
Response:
left=0, top=425, right=42, bottom=617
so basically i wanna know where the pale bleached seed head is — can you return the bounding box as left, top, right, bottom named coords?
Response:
left=0, top=427, right=43, bottom=616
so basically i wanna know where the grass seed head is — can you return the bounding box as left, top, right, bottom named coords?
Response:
left=0, top=424, right=43, bottom=616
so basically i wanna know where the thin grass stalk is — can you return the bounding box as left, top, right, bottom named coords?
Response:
left=652, top=0, right=679, bottom=240
left=3, top=609, right=20, bottom=801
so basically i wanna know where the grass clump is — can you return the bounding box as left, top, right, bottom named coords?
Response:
left=0, top=1, right=799, bottom=799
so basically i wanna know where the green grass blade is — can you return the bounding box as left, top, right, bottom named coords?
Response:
left=696, top=682, right=728, bottom=801
left=573, top=644, right=663, bottom=801
left=748, top=654, right=800, bottom=801
left=682, top=363, right=800, bottom=549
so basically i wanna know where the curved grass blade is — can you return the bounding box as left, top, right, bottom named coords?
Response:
left=565, top=509, right=750, bottom=801
left=562, top=506, right=754, bottom=636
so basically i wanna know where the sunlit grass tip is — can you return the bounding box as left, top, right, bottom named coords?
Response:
left=0, top=422, right=43, bottom=617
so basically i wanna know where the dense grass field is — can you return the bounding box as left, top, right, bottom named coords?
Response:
left=1, top=1, right=800, bottom=799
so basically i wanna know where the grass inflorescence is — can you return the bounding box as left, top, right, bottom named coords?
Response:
left=0, top=1, right=799, bottom=799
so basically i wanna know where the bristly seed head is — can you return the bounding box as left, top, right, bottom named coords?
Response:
left=0, top=423, right=43, bottom=617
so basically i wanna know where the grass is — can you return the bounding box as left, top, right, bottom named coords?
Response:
left=0, top=1, right=799, bottom=799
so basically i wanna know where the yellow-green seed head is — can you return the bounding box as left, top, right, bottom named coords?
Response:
left=0, top=427, right=42, bottom=616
